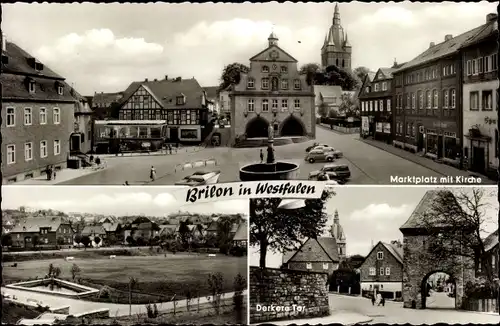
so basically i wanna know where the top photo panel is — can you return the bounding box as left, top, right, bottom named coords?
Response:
left=1, top=2, right=498, bottom=186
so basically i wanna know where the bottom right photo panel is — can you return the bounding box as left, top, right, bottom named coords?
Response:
left=249, top=186, right=499, bottom=325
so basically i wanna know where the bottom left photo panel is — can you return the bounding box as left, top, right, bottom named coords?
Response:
left=1, top=186, right=249, bottom=325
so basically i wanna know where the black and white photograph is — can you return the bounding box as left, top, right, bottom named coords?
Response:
left=249, top=186, right=499, bottom=324
left=1, top=186, right=248, bottom=325
left=1, top=2, right=498, bottom=186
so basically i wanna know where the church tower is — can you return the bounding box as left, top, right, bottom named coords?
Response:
left=330, top=209, right=347, bottom=261
left=321, top=3, right=352, bottom=70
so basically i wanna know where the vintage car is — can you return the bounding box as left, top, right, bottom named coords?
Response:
left=308, top=172, right=339, bottom=185
left=309, top=163, right=351, bottom=184
left=174, top=170, right=221, bottom=186
left=304, top=148, right=337, bottom=163
left=311, top=146, right=343, bottom=158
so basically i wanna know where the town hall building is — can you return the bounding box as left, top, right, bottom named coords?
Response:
left=229, top=32, right=316, bottom=144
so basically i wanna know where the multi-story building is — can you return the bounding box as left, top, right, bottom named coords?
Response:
left=461, top=13, right=498, bottom=177
left=359, top=240, right=404, bottom=300
left=218, top=89, right=231, bottom=121
left=320, top=3, right=352, bottom=70
left=282, top=237, right=340, bottom=277
left=71, top=89, right=93, bottom=154
left=117, top=77, right=210, bottom=143
left=203, top=86, right=218, bottom=114
left=9, top=216, right=74, bottom=249
left=359, top=64, right=403, bottom=142
left=1, top=37, right=75, bottom=183
left=91, top=91, right=124, bottom=120
left=230, top=32, right=315, bottom=142
left=392, top=18, right=494, bottom=168
left=314, top=85, right=343, bottom=117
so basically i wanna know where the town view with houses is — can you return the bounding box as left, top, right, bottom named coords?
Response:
left=1, top=186, right=248, bottom=325
left=249, top=187, right=499, bottom=324
left=1, top=2, right=498, bottom=186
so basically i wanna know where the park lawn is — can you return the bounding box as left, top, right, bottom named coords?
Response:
left=2, top=254, right=247, bottom=303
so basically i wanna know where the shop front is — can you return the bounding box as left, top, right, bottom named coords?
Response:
left=424, top=120, right=461, bottom=167
left=464, top=126, right=492, bottom=175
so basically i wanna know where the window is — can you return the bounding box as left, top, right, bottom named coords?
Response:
left=369, top=267, right=376, bottom=276
left=426, top=90, right=431, bottom=108
left=482, top=90, right=493, bottom=110
left=377, top=251, right=384, bottom=260
left=306, top=262, right=312, bottom=270
left=406, top=123, right=411, bottom=135
left=472, top=59, right=477, bottom=75
left=262, top=99, right=269, bottom=112
left=451, top=89, right=456, bottom=108
left=54, top=140, right=61, bottom=155
left=272, top=99, right=278, bottom=111
left=247, top=99, right=255, bottom=112
left=53, top=107, right=60, bottom=124
left=418, top=91, right=423, bottom=109
left=433, top=89, right=438, bottom=108
left=57, top=85, right=64, bottom=95
left=294, top=99, right=300, bottom=110
left=470, top=92, right=480, bottom=111
left=385, top=267, right=391, bottom=275
left=493, top=253, right=497, bottom=269
left=262, top=78, right=269, bottom=89
left=281, top=79, right=288, bottom=90
left=281, top=99, right=288, bottom=112
left=370, top=101, right=373, bottom=111
left=374, top=83, right=379, bottom=91
left=24, top=108, right=32, bottom=125
left=411, top=93, right=415, bottom=109
left=443, top=89, right=449, bottom=108
left=365, top=87, right=370, bottom=93
left=485, top=56, right=491, bottom=72
left=478, top=57, right=484, bottom=74
left=387, top=99, right=391, bottom=112
left=379, top=100, right=383, bottom=111
left=262, top=65, right=269, bottom=73
left=293, top=79, right=301, bottom=89
left=39, top=107, right=47, bottom=124
left=406, top=94, right=410, bottom=109
left=247, top=78, right=255, bottom=88
left=281, top=66, right=288, bottom=73
left=6, top=107, right=15, bottom=127
left=40, top=141, right=48, bottom=158
left=323, top=263, right=329, bottom=270
left=29, top=81, right=35, bottom=93
left=374, top=100, right=378, bottom=111
left=7, top=144, right=16, bottom=164
left=493, top=53, right=498, bottom=71
left=176, top=96, right=184, bottom=105
left=24, top=142, right=33, bottom=161
left=379, top=267, right=385, bottom=275
left=362, top=102, right=365, bottom=112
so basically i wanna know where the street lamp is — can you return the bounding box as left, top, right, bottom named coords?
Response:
left=278, top=199, right=306, bottom=210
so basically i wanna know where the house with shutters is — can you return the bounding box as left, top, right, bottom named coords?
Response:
left=9, top=217, right=74, bottom=249
left=359, top=240, right=404, bottom=300
left=282, top=237, right=340, bottom=277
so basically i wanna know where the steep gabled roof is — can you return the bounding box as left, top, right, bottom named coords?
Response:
left=203, top=86, right=219, bottom=99
left=102, top=223, right=120, bottom=232
left=382, top=242, right=404, bottom=264
left=81, top=225, right=106, bottom=235
left=460, top=20, right=498, bottom=49
left=484, top=230, right=498, bottom=252
left=10, top=217, right=65, bottom=233
left=232, top=222, right=248, bottom=241
left=283, top=237, right=340, bottom=264
left=249, top=44, right=298, bottom=63
left=400, top=190, right=456, bottom=231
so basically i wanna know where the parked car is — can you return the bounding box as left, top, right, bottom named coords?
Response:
left=308, top=172, right=339, bottom=185
left=304, top=148, right=337, bottom=163
left=309, top=163, right=351, bottom=184
left=312, top=146, right=343, bottom=158
left=306, top=143, right=328, bottom=152
left=175, top=170, right=221, bottom=186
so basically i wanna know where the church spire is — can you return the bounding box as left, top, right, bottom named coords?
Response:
left=344, top=32, right=351, bottom=47
left=334, top=209, right=339, bottom=222
left=333, top=3, right=341, bottom=26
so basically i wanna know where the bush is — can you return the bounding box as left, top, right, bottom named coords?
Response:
left=145, top=303, right=159, bottom=318
left=229, top=246, right=246, bottom=257
left=465, top=277, right=499, bottom=299
left=219, top=243, right=230, bottom=255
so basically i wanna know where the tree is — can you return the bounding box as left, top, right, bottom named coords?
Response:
left=218, top=63, right=250, bottom=93
left=32, top=235, right=40, bottom=250
left=126, top=235, right=135, bottom=246
left=128, top=276, right=138, bottom=316
left=324, top=65, right=360, bottom=91
left=74, top=234, right=82, bottom=246
left=352, top=66, right=371, bottom=84
left=1, top=234, right=13, bottom=247
left=178, top=221, right=191, bottom=247
left=318, top=102, right=329, bottom=118
left=420, top=188, right=496, bottom=284
left=71, top=263, right=81, bottom=281
left=57, top=236, right=65, bottom=246
left=339, top=93, right=360, bottom=117
left=346, top=254, right=365, bottom=270
left=94, top=236, right=101, bottom=247
left=216, top=217, right=233, bottom=249
left=250, top=189, right=335, bottom=268
left=80, top=235, right=91, bottom=249
left=107, top=234, right=116, bottom=246
left=299, top=63, right=322, bottom=86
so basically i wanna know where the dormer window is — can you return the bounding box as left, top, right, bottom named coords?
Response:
left=294, top=79, right=301, bottom=90
left=176, top=96, right=185, bottom=105
left=29, top=80, right=36, bottom=93
left=262, top=65, right=270, bottom=73
left=1, top=55, right=8, bottom=64
left=365, top=86, right=370, bottom=93
left=58, top=85, right=64, bottom=95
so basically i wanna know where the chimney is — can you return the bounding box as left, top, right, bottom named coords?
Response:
left=429, top=42, right=435, bottom=48
left=145, top=78, right=148, bottom=82
left=487, top=13, right=498, bottom=23
left=1, top=33, right=6, bottom=52
left=444, top=34, right=453, bottom=41
left=165, top=75, right=168, bottom=80
left=392, top=58, right=398, bottom=68
left=154, top=78, right=158, bottom=82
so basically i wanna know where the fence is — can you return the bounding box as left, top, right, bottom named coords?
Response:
left=174, top=158, right=217, bottom=173
left=464, top=297, right=498, bottom=313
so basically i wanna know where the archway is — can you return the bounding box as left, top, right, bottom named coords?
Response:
left=421, top=271, right=456, bottom=310
left=280, top=115, right=306, bottom=137
left=245, top=116, right=269, bottom=138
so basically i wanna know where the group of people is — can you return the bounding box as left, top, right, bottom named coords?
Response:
left=371, top=292, right=386, bottom=306
left=45, top=165, right=57, bottom=181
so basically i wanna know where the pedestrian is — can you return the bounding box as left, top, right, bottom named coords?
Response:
left=381, top=296, right=385, bottom=306
left=123, top=181, right=129, bottom=186
left=150, top=166, right=156, bottom=181
left=371, top=294, right=375, bottom=306
left=95, top=156, right=101, bottom=166
left=376, top=292, right=383, bottom=306
left=46, top=165, right=51, bottom=181
left=89, top=154, right=94, bottom=163
left=52, top=166, right=57, bottom=180
left=260, top=149, right=264, bottom=163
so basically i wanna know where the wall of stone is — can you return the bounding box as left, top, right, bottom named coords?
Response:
left=250, top=266, right=330, bottom=323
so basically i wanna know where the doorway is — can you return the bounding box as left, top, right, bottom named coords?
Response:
left=169, top=127, right=179, bottom=143
left=471, top=146, right=485, bottom=173
left=421, top=272, right=456, bottom=310
left=437, top=135, right=443, bottom=158
left=70, top=133, right=81, bottom=153
left=417, top=127, right=424, bottom=152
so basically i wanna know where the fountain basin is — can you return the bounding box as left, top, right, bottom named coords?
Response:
left=239, top=161, right=300, bottom=181
left=6, top=278, right=99, bottom=299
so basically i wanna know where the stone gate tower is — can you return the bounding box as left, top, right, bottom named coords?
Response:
left=321, top=3, right=352, bottom=70
left=330, top=209, right=347, bottom=261
left=399, top=190, right=475, bottom=310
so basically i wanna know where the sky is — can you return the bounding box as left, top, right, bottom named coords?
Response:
left=249, top=186, right=498, bottom=268
left=2, top=2, right=496, bottom=95
left=2, top=186, right=249, bottom=217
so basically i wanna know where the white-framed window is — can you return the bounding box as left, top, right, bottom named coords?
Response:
left=281, top=99, right=288, bottom=112
left=247, top=78, right=255, bottom=88
left=492, top=53, right=498, bottom=71
left=361, top=102, right=365, bottom=111
left=40, top=140, right=48, bottom=158
left=377, top=251, right=384, bottom=260
left=482, top=90, right=493, bottom=111
left=365, top=86, right=370, bottom=93
left=6, top=107, right=15, bottom=127
left=478, top=57, right=484, bottom=74
left=247, top=99, right=255, bottom=112
left=419, top=91, right=423, bottom=109
left=281, top=79, right=288, bottom=90
left=24, top=142, right=33, bottom=161
left=443, top=89, right=449, bottom=108
left=369, top=267, right=376, bottom=276
left=53, top=107, right=61, bottom=124
left=470, top=91, right=479, bottom=110
left=262, top=65, right=269, bottom=73
left=472, top=59, right=478, bottom=75
left=294, top=79, right=301, bottom=90
left=379, top=100, right=383, bottom=111
left=262, top=99, right=269, bottom=112
left=323, top=263, right=329, bottom=270
left=387, top=99, right=391, bottom=112
left=426, top=90, right=431, bottom=108
left=382, top=82, right=387, bottom=91
left=385, top=267, right=391, bottom=275
left=433, top=89, right=438, bottom=108
left=306, top=262, right=312, bottom=270
left=29, top=81, right=36, bottom=93
left=272, top=99, right=278, bottom=111
left=57, top=85, right=64, bottom=95
left=451, top=89, right=456, bottom=108
left=485, top=56, right=491, bottom=72
left=54, top=140, right=61, bottom=156
left=39, top=107, right=47, bottom=125
left=24, top=108, right=32, bottom=125
left=370, top=101, right=373, bottom=111
left=379, top=267, right=385, bottom=275
left=261, top=78, right=269, bottom=90
left=411, top=93, right=416, bottom=109
left=467, top=60, right=472, bottom=75
left=6, top=144, right=16, bottom=164
left=374, top=100, right=378, bottom=111
left=294, top=99, right=300, bottom=110
left=374, top=83, right=379, bottom=91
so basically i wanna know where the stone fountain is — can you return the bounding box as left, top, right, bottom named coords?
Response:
left=239, top=125, right=300, bottom=181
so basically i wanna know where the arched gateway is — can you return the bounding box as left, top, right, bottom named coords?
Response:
left=399, top=190, right=474, bottom=310
left=280, top=115, right=306, bottom=137
left=245, top=116, right=269, bottom=138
